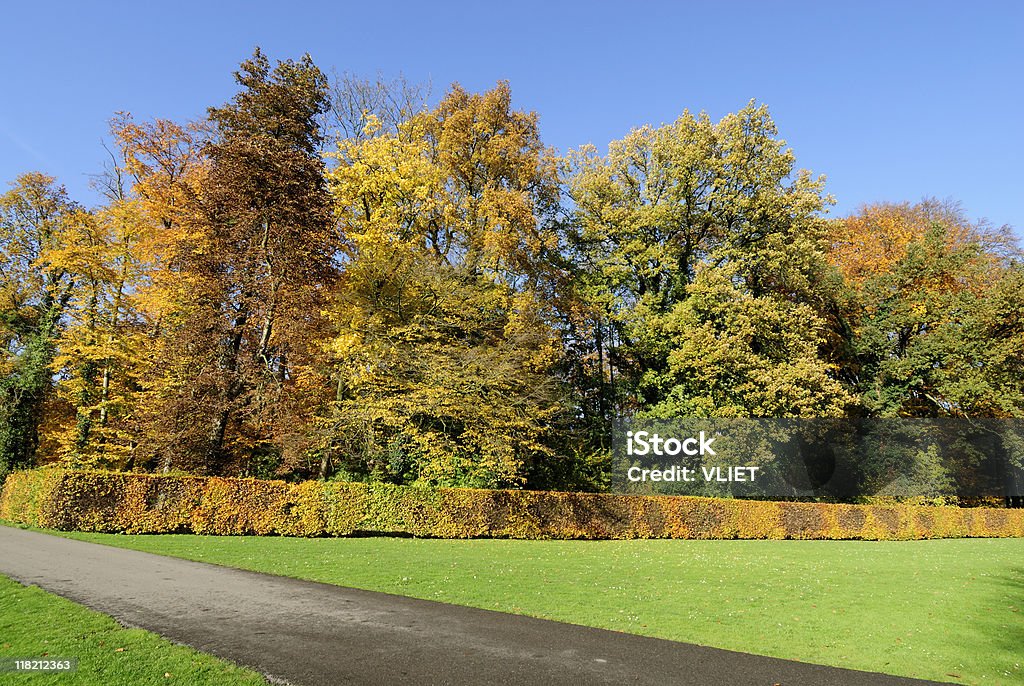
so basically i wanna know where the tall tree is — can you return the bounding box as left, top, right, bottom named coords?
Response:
left=565, top=102, right=849, bottom=419
left=846, top=218, right=1022, bottom=417
left=0, top=173, right=82, bottom=475
left=46, top=192, right=153, bottom=468
left=136, top=49, right=337, bottom=475
left=106, top=114, right=209, bottom=471
left=320, top=82, right=569, bottom=487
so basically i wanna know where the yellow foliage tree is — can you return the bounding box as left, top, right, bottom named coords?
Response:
left=47, top=197, right=154, bottom=468
left=320, top=83, right=568, bottom=487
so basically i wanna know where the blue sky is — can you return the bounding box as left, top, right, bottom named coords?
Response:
left=2, top=1, right=1022, bottom=232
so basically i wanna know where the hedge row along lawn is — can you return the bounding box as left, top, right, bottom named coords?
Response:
left=0, top=573, right=268, bottom=685
left=4, top=468, right=1023, bottom=540
left=20, top=527, right=1024, bottom=686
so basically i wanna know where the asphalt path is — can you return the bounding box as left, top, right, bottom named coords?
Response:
left=0, top=526, right=947, bottom=685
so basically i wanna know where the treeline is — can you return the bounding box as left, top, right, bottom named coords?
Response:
left=1, top=50, right=1021, bottom=490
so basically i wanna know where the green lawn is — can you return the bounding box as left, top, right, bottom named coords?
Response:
left=11, top=527, right=1024, bottom=685
left=0, top=573, right=268, bottom=685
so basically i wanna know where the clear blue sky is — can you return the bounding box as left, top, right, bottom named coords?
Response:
left=2, top=1, right=1022, bottom=232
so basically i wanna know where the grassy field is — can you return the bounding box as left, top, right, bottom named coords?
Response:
left=0, top=573, right=268, bottom=685
left=19, top=528, right=1020, bottom=686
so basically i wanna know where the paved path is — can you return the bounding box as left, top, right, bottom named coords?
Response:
left=0, top=526, right=946, bottom=685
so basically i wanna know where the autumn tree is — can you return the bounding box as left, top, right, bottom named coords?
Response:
left=320, top=82, right=571, bottom=488
left=132, top=49, right=338, bottom=475
left=842, top=208, right=1023, bottom=418
left=46, top=171, right=155, bottom=468
left=827, top=199, right=1015, bottom=287
left=566, top=102, right=852, bottom=421
left=0, top=173, right=82, bottom=475
left=87, top=115, right=207, bottom=472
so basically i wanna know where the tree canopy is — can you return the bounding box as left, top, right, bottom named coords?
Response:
left=1, top=49, right=1020, bottom=490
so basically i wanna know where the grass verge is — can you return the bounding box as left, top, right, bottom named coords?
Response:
left=0, top=572, right=268, bottom=685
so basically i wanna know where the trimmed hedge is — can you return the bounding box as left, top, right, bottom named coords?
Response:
left=1, top=468, right=1022, bottom=540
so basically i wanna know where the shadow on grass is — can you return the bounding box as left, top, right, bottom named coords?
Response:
left=980, top=566, right=1024, bottom=683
